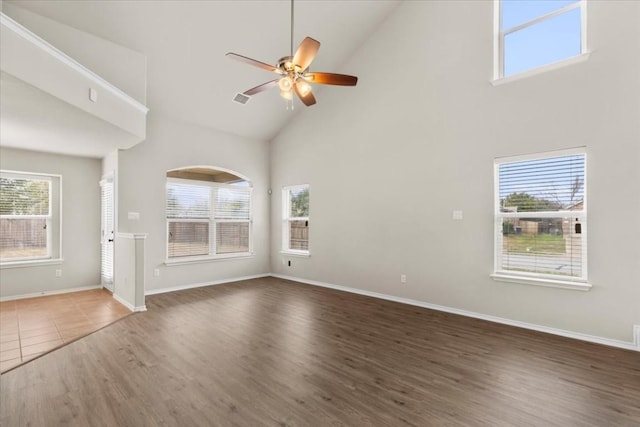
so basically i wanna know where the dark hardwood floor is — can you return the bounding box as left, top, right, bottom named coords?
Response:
left=1, top=277, right=639, bottom=426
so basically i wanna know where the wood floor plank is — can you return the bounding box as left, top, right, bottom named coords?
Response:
left=1, top=277, right=639, bottom=426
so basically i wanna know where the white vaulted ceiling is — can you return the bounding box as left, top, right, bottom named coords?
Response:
left=4, top=0, right=400, bottom=143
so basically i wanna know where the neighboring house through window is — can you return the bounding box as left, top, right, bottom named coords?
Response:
left=493, top=148, right=588, bottom=289
left=0, top=171, right=61, bottom=264
left=495, top=0, right=587, bottom=79
left=165, top=167, right=252, bottom=262
left=282, top=184, right=309, bottom=255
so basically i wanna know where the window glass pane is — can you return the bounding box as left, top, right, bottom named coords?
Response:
left=499, top=154, right=584, bottom=212
left=289, top=220, right=309, bottom=251
left=0, top=177, right=50, bottom=215
left=216, top=222, right=249, bottom=254
left=499, top=217, right=583, bottom=277
left=166, top=183, right=210, bottom=218
left=290, top=187, right=309, bottom=218
left=502, top=0, right=579, bottom=30
left=168, top=222, right=209, bottom=257
left=215, top=188, right=250, bottom=219
left=504, top=7, right=581, bottom=77
left=0, top=218, right=47, bottom=260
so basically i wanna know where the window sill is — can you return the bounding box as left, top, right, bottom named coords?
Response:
left=492, top=52, right=591, bottom=87
left=490, top=273, right=592, bottom=291
left=280, top=250, right=310, bottom=258
left=164, top=253, right=254, bottom=266
left=0, top=258, right=64, bottom=269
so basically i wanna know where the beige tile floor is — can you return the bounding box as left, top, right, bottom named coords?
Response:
left=0, top=289, right=131, bottom=373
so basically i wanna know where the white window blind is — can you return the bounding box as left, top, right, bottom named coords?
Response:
left=214, top=187, right=251, bottom=254
left=100, top=179, right=114, bottom=285
left=495, top=150, right=586, bottom=281
left=282, top=185, right=309, bottom=253
left=167, top=183, right=210, bottom=219
left=166, top=180, right=252, bottom=259
left=215, top=187, right=250, bottom=220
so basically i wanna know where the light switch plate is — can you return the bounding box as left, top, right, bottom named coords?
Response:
left=452, top=210, right=463, bottom=220
left=128, top=212, right=140, bottom=220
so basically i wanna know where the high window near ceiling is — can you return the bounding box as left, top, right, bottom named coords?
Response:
left=282, top=185, right=309, bottom=256
left=0, top=170, right=61, bottom=266
left=495, top=0, right=587, bottom=80
left=165, top=167, right=252, bottom=263
left=492, top=148, right=589, bottom=291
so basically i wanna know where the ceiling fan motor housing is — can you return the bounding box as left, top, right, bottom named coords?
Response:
left=277, top=56, right=301, bottom=73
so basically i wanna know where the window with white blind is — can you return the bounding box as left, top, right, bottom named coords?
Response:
left=282, top=185, right=309, bottom=255
left=495, top=0, right=587, bottom=80
left=0, top=171, right=61, bottom=265
left=166, top=176, right=252, bottom=261
left=493, top=148, right=589, bottom=290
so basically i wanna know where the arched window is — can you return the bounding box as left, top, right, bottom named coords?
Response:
left=165, top=167, right=252, bottom=262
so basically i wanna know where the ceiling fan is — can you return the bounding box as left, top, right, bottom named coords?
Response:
left=226, top=0, right=358, bottom=107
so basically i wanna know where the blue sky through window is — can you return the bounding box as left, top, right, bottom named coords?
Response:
left=501, top=0, right=582, bottom=77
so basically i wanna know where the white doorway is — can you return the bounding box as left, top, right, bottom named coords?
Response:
left=100, top=175, right=115, bottom=291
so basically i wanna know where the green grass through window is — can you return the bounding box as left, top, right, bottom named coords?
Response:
left=503, top=234, right=566, bottom=254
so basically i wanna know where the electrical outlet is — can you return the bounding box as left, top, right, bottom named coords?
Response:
left=400, top=274, right=407, bottom=283
left=634, top=325, right=640, bottom=348
left=153, top=268, right=160, bottom=277
left=55, top=269, right=62, bottom=278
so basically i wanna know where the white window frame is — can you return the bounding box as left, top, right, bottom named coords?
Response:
left=0, top=170, right=63, bottom=268
left=493, top=0, right=588, bottom=83
left=491, top=148, right=591, bottom=291
left=282, top=184, right=310, bottom=256
left=165, top=177, right=253, bottom=265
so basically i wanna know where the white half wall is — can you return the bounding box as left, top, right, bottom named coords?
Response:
left=117, top=113, right=271, bottom=293
left=0, top=147, right=102, bottom=297
left=269, top=1, right=640, bottom=343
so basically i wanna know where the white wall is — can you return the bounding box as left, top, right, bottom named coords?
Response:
left=3, top=2, right=146, bottom=104
left=0, top=147, right=102, bottom=297
left=270, top=1, right=640, bottom=342
left=117, top=113, right=270, bottom=293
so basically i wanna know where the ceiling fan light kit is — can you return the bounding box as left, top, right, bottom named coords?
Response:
left=226, top=0, right=358, bottom=108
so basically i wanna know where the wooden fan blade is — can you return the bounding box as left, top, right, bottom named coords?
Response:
left=304, top=72, right=358, bottom=86
left=243, top=79, right=280, bottom=96
left=292, top=37, right=320, bottom=71
left=226, top=52, right=281, bottom=73
left=294, top=80, right=316, bottom=106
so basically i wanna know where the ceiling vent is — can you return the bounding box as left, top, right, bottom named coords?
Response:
left=232, top=93, right=251, bottom=105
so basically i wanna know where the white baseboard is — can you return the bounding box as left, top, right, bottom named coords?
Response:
left=0, top=285, right=102, bottom=302
left=145, top=273, right=270, bottom=296
left=271, top=274, right=639, bottom=352
left=112, top=293, right=147, bottom=312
